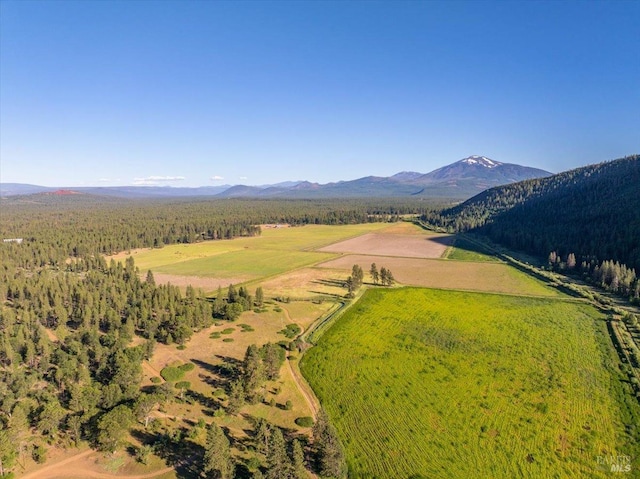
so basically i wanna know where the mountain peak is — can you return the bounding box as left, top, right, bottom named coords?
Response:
left=459, top=156, right=502, bottom=168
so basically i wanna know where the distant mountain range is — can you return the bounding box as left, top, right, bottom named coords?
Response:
left=0, top=156, right=552, bottom=200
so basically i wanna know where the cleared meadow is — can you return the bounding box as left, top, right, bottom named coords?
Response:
left=318, top=254, right=562, bottom=297
left=111, top=223, right=390, bottom=290
left=300, top=287, right=640, bottom=478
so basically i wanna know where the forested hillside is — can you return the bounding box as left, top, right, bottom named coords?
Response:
left=424, top=155, right=640, bottom=299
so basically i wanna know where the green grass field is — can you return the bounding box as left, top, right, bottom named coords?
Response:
left=447, top=235, right=499, bottom=262
left=300, top=287, right=640, bottom=478
left=119, top=223, right=389, bottom=278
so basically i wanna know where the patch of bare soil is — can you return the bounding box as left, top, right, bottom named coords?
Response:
left=318, top=233, right=453, bottom=258
left=18, top=449, right=175, bottom=479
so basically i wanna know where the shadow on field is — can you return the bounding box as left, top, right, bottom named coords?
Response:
left=313, top=278, right=345, bottom=287
left=310, top=290, right=344, bottom=299
left=192, top=357, right=241, bottom=379
left=425, top=235, right=456, bottom=246
left=186, top=389, right=220, bottom=414
left=130, top=428, right=204, bottom=478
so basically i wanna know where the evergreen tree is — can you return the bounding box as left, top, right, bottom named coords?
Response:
left=291, top=438, right=307, bottom=479
left=227, top=379, right=245, bottom=415
left=145, top=269, right=156, bottom=286
left=262, top=343, right=284, bottom=381
left=243, top=345, right=266, bottom=402
left=227, top=284, right=237, bottom=303
left=203, top=423, right=234, bottom=479
left=266, top=427, right=291, bottom=479
left=313, top=409, right=346, bottom=478
left=370, top=263, right=379, bottom=284
left=96, top=404, right=134, bottom=453
left=255, top=418, right=272, bottom=454
left=255, top=287, right=264, bottom=307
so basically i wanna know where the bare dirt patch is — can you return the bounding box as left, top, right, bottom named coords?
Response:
left=318, top=233, right=453, bottom=258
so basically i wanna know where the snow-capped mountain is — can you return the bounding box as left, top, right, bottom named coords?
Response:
left=460, top=155, right=501, bottom=168
left=417, top=156, right=550, bottom=185
left=2, top=156, right=552, bottom=200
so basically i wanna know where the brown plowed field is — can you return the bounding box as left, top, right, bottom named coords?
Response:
left=318, top=233, right=453, bottom=258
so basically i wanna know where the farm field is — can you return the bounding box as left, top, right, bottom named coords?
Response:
left=318, top=231, right=454, bottom=258
left=318, top=254, right=562, bottom=297
left=110, top=223, right=391, bottom=292
left=300, top=287, right=640, bottom=478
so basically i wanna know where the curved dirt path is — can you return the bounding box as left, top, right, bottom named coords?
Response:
left=19, top=449, right=176, bottom=479
left=281, top=306, right=320, bottom=419
left=286, top=351, right=319, bottom=419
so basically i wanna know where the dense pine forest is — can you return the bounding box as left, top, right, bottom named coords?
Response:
left=0, top=196, right=433, bottom=477
left=423, top=155, right=640, bottom=300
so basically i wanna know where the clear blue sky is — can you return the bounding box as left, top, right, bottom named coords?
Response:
left=1, top=0, right=638, bottom=187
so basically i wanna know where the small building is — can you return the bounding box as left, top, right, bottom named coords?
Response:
left=3, top=238, right=23, bottom=244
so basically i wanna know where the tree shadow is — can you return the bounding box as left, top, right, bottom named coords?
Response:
left=130, top=428, right=204, bottom=479
left=312, top=278, right=345, bottom=287
left=192, top=357, right=240, bottom=380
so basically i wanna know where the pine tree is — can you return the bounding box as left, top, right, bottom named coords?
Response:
left=313, top=409, right=346, bottom=478
left=266, top=427, right=291, bottom=479
left=243, top=344, right=266, bottom=401
left=255, top=287, right=264, bottom=307
left=203, top=423, right=234, bottom=479
left=254, top=418, right=272, bottom=454
left=291, top=438, right=307, bottom=479
left=370, top=263, right=379, bottom=284
left=227, top=379, right=245, bottom=414
left=145, top=269, right=156, bottom=286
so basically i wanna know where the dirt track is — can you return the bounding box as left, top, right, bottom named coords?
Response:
left=19, top=448, right=176, bottom=479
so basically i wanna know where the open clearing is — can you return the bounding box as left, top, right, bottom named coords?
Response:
left=300, top=287, right=640, bottom=478
left=110, top=223, right=390, bottom=292
left=318, top=254, right=562, bottom=297
left=144, top=300, right=333, bottom=434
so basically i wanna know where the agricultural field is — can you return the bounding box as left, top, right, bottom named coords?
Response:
left=110, top=223, right=390, bottom=292
left=318, top=231, right=454, bottom=258
left=318, top=254, right=562, bottom=297
left=300, top=287, right=640, bottom=478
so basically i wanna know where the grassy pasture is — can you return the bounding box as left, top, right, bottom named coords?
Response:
left=447, top=235, right=499, bottom=262
left=114, top=223, right=389, bottom=269
left=155, top=248, right=331, bottom=279
left=300, top=287, right=640, bottom=478
left=110, top=224, right=392, bottom=292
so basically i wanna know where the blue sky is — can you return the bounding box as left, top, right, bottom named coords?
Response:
left=1, top=1, right=638, bottom=187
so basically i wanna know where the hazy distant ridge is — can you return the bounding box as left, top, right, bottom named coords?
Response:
left=1, top=156, right=552, bottom=200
